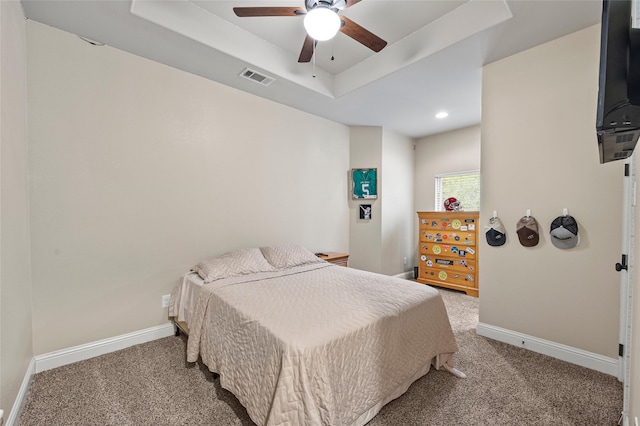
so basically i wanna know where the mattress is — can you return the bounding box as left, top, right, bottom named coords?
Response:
left=175, top=263, right=458, bottom=426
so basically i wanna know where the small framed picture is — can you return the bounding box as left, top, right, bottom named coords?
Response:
left=352, top=168, right=377, bottom=199
left=359, top=204, right=372, bottom=220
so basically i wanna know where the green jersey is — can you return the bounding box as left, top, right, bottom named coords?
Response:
left=353, top=169, right=377, bottom=199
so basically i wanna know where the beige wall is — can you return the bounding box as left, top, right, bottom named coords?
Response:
left=480, top=25, right=622, bottom=358
left=26, top=21, right=350, bottom=355
left=414, top=125, right=481, bottom=213
left=349, top=127, right=383, bottom=272
left=380, top=128, right=415, bottom=275
left=1, top=0, right=34, bottom=417
left=348, top=127, right=414, bottom=275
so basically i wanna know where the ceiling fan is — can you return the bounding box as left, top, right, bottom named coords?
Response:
left=233, top=0, right=387, bottom=63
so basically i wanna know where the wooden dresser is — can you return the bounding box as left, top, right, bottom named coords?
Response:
left=417, top=211, right=479, bottom=297
left=317, top=252, right=349, bottom=267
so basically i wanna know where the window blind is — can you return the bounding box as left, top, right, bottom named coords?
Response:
left=435, top=171, right=480, bottom=211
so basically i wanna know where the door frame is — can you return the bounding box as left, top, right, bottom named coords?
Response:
left=619, top=155, right=635, bottom=419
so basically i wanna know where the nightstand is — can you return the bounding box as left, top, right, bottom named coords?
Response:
left=316, top=252, right=349, bottom=267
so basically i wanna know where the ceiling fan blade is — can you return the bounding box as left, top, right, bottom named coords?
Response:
left=333, top=0, right=361, bottom=10
left=233, top=7, right=305, bottom=17
left=344, top=0, right=362, bottom=9
left=339, top=16, right=386, bottom=52
left=298, top=35, right=316, bottom=63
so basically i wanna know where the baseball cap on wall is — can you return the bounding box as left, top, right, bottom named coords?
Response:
left=550, top=215, right=579, bottom=249
left=485, top=216, right=506, bottom=246
left=516, top=216, right=540, bottom=247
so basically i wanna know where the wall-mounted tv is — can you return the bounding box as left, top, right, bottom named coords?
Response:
left=597, top=0, right=640, bottom=163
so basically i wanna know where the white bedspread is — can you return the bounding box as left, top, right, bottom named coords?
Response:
left=170, top=271, right=203, bottom=327
left=183, top=263, right=458, bottom=426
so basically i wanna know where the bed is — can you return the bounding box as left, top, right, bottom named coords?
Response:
left=169, top=245, right=460, bottom=426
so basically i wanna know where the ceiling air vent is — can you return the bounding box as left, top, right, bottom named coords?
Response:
left=239, top=68, right=275, bottom=87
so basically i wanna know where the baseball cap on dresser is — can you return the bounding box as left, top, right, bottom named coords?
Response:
left=516, top=215, right=540, bottom=247
left=485, top=216, right=506, bottom=246
left=550, top=215, right=579, bottom=249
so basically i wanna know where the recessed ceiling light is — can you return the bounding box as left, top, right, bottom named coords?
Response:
left=435, top=111, right=449, bottom=119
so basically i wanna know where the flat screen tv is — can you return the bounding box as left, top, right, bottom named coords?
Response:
left=597, top=0, right=640, bottom=163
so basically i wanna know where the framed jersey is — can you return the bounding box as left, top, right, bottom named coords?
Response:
left=352, top=168, right=378, bottom=199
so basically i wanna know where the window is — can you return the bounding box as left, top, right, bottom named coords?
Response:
left=435, top=171, right=480, bottom=211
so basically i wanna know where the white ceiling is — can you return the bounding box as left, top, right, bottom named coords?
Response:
left=21, top=0, right=603, bottom=138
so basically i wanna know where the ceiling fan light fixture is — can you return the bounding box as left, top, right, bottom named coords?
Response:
left=304, top=6, right=340, bottom=41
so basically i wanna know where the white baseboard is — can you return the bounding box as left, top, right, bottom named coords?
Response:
left=6, top=358, right=35, bottom=426
left=34, top=322, right=175, bottom=373
left=8, top=323, right=174, bottom=425
left=476, top=322, right=618, bottom=377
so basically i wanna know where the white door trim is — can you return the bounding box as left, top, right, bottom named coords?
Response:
left=620, top=155, right=635, bottom=417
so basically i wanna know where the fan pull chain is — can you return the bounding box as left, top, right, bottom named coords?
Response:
left=312, top=41, right=316, bottom=78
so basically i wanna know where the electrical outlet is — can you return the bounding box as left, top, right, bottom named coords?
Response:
left=161, top=294, right=170, bottom=308
left=403, top=256, right=408, bottom=265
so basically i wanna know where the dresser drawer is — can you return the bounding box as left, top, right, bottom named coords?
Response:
left=419, top=216, right=478, bottom=232
left=419, top=255, right=476, bottom=275
left=419, top=268, right=477, bottom=288
left=419, top=230, right=476, bottom=245
left=419, top=242, right=476, bottom=260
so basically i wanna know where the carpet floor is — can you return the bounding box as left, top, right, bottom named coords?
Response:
left=17, top=288, right=622, bottom=425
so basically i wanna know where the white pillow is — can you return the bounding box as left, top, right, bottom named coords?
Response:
left=192, top=248, right=274, bottom=283
left=260, top=245, right=325, bottom=269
